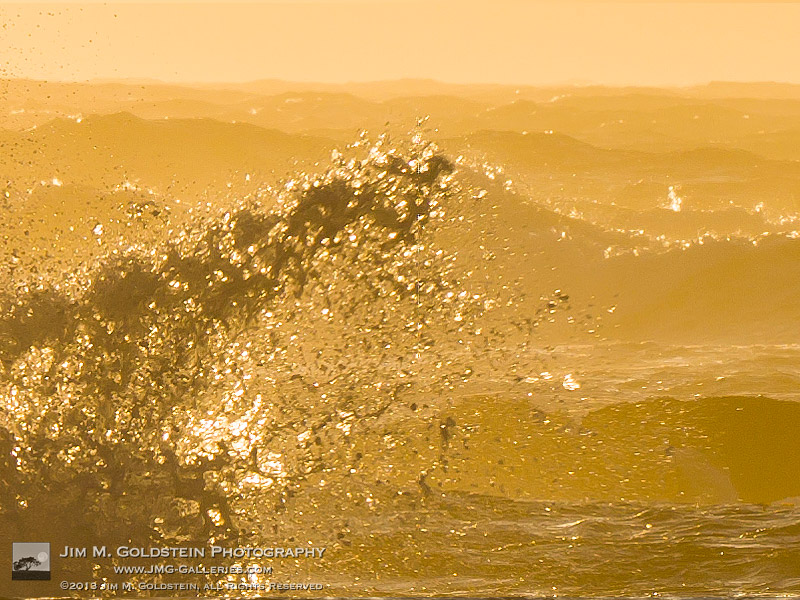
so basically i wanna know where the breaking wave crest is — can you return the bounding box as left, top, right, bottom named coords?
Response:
left=0, top=137, right=566, bottom=560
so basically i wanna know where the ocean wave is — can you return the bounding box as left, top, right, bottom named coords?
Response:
left=1, top=131, right=799, bottom=595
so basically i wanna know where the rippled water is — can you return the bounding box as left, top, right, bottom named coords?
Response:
left=319, top=497, right=800, bottom=597
left=1, top=131, right=799, bottom=598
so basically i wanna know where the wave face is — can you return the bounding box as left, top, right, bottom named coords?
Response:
left=1, top=131, right=800, bottom=598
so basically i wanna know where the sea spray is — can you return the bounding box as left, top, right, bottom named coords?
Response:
left=0, top=135, right=569, bottom=587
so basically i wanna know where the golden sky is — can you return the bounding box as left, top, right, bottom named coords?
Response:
left=1, top=1, right=799, bottom=85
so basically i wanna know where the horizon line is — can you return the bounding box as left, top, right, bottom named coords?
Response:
left=5, top=76, right=800, bottom=89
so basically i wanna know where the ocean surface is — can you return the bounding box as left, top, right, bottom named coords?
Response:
left=1, top=84, right=800, bottom=598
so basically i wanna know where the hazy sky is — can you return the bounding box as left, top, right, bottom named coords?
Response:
left=1, top=1, right=799, bottom=85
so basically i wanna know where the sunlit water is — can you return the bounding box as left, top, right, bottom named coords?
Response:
left=1, top=134, right=799, bottom=598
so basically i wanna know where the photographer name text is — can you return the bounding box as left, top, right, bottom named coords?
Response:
left=59, top=545, right=326, bottom=559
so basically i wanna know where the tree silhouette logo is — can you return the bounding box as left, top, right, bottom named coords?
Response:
left=11, top=543, right=50, bottom=581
